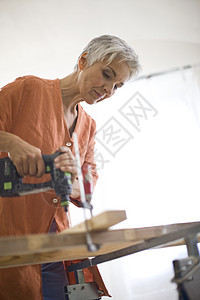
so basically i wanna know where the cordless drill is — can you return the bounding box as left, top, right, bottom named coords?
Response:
left=0, top=152, right=72, bottom=211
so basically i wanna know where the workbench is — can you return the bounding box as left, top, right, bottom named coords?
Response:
left=0, top=210, right=200, bottom=299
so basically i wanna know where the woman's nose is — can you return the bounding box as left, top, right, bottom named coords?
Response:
left=103, top=83, right=115, bottom=97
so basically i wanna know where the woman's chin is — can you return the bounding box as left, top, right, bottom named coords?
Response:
left=85, top=98, right=98, bottom=105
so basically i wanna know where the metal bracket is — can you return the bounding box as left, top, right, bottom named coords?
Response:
left=64, top=268, right=102, bottom=300
left=64, top=283, right=102, bottom=300
left=172, top=256, right=200, bottom=300
left=172, top=234, right=200, bottom=300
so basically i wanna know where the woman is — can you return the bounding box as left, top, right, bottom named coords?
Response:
left=0, top=35, right=140, bottom=299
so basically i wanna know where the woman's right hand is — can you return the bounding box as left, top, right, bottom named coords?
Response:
left=7, top=135, right=45, bottom=178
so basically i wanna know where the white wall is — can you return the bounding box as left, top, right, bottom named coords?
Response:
left=79, top=65, right=200, bottom=300
left=1, top=0, right=200, bottom=87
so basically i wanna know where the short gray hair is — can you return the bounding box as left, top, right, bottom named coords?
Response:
left=74, top=35, right=141, bottom=78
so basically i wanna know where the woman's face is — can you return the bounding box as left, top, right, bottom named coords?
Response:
left=77, top=56, right=130, bottom=104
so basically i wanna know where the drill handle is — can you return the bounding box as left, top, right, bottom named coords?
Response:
left=42, top=152, right=62, bottom=173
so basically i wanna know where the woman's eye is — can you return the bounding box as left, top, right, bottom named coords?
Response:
left=103, top=71, right=110, bottom=79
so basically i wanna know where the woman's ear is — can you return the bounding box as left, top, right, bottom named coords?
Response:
left=78, top=52, right=88, bottom=70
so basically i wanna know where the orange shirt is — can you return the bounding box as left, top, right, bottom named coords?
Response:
left=0, top=76, right=110, bottom=299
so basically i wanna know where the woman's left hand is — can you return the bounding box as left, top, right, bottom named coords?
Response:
left=54, top=146, right=77, bottom=180
left=53, top=146, right=81, bottom=199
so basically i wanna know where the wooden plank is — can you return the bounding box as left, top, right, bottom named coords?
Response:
left=0, top=210, right=127, bottom=257
left=0, top=221, right=199, bottom=258
left=62, top=210, right=127, bottom=233
left=68, top=223, right=200, bottom=272
left=1, top=220, right=200, bottom=269
left=0, top=229, right=137, bottom=257
left=0, top=242, right=136, bottom=269
left=122, top=222, right=200, bottom=241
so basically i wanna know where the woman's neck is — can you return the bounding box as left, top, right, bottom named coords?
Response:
left=59, top=72, right=82, bottom=114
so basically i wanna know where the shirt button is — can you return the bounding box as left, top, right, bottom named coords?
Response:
left=66, top=142, right=72, bottom=147
left=52, top=198, right=58, bottom=204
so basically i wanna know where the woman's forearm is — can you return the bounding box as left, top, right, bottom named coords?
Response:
left=0, top=130, right=45, bottom=177
left=0, top=131, right=21, bottom=153
left=70, top=178, right=81, bottom=199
